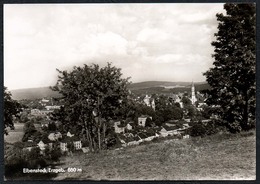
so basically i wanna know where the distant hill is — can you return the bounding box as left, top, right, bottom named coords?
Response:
left=10, top=81, right=210, bottom=100
left=129, top=81, right=210, bottom=95
left=129, top=81, right=192, bottom=90
left=11, top=87, right=60, bottom=100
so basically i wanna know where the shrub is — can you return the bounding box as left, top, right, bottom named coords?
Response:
left=190, top=120, right=219, bottom=137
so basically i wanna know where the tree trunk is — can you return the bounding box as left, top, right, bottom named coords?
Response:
left=103, top=122, right=106, bottom=141
left=243, top=90, right=249, bottom=128
left=98, top=127, right=101, bottom=150
left=86, top=128, right=93, bottom=152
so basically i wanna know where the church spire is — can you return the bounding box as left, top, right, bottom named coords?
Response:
left=191, top=80, right=197, bottom=105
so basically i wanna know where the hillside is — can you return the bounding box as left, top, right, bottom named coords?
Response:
left=54, top=131, right=255, bottom=180
left=10, top=81, right=210, bottom=100
left=129, top=81, right=210, bottom=95
left=10, top=87, right=61, bottom=100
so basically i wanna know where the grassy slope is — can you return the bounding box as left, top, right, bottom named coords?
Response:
left=4, top=123, right=24, bottom=143
left=55, top=131, right=255, bottom=180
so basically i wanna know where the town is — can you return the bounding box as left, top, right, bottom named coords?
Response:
left=9, top=82, right=212, bottom=155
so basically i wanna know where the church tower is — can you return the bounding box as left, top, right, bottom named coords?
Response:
left=191, top=81, right=197, bottom=105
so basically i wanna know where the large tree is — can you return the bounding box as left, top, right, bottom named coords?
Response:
left=52, top=63, right=130, bottom=151
left=204, top=3, right=256, bottom=132
left=4, top=87, right=23, bottom=135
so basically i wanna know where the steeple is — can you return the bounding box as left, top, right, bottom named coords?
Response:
left=191, top=81, right=197, bottom=105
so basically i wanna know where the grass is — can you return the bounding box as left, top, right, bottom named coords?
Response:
left=4, top=123, right=24, bottom=143
left=53, top=130, right=255, bottom=180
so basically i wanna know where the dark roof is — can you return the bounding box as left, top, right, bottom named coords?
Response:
left=139, top=115, right=150, bottom=118
left=162, top=125, right=179, bottom=131
left=134, top=136, right=141, bottom=141
left=117, top=124, right=126, bottom=128
left=60, top=136, right=80, bottom=143
left=166, top=120, right=178, bottom=124
left=41, top=136, right=53, bottom=144
left=138, top=132, right=148, bottom=139
left=24, top=141, right=38, bottom=147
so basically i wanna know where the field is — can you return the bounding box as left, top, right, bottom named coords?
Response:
left=4, top=123, right=24, bottom=143
left=54, top=131, right=255, bottom=180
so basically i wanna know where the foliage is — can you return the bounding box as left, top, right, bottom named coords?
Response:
left=145, top=117, right=153, bottom=127
left=190, top=120, right=220, bottom=137
left=48, top=122, right=57, bottom=132
left=154, top=95, right=183, bottom=123
left=203, top=3, right=256, bottom=132
left=181, top=96, right=191, bottom=107
left=4, top=87, right=23, bottom=135
left=22, top=120, right=37, bottom=142
left=51, top=62, right=131, bottom=151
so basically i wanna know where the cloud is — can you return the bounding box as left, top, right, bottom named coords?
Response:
left=4, top=3, right=225, bottom=89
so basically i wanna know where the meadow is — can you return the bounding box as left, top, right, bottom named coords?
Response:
left=54, top=130, right=255, bottom=180
left=4, top=123, right=24, bottom=143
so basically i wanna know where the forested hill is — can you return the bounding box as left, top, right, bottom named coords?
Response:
left=10, top=87, right=61, bottom=100
left=10, top=81, right=210, bottom=100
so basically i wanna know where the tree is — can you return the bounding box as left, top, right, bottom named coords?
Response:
left=145, top=117, right=153, bottom=127
left=52, top=63, right=130, bottom=151
left=181, top=96, right=191, bottom=107
left=204, top=4, right=256, bottom=132
left=4, top=87, right=23, bottom=135
left=22, top=120, right=37, bottom=142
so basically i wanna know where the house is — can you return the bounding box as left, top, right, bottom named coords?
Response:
left=74, top=140, right=82, bottom=150
left=23, top=141, right=37, bottom=152
left=143, top=95, right=155, bottom=110
left=48, top=132, right=62, bottom=141
left=60, top=141, right=68, bottom=152
left=183, top=123, right=190, bottom=128
left=41, top=98, right=50, bottom=103
left=31, top=109, right=41, bottom=115
left=138, top=115, right=152, bottom=127
left=82, top=147, right=90, bottom=153
left=40, top=110, right=53, bottom=115
left=37, top=140, right=46, bottom=151
left=144, top=129, right=158, bottom=141
left=60, top=133, right=82, bottom=152
left=67, top=131, right=74, bottom=137
left=118, top=134, right=140, bottom=147
left=126, top=122, right=134, bottom=130
left=202, top=119, right=211, bottom=123
left=183, top=135, right=190, bottom=139
left=45, top=105, right=61, bottom=111
left=114, top=123, right=126, bottom=134
left=165, top=120, right=177, bottom=127
left=160, top=125, right=179, bottom=137
left=137, top=132, right=148, bottom=141
left=41, top=121, right=49, bottom=128
left=184, top=119, right=191, bottom=123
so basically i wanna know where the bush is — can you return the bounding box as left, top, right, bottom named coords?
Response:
left=190, top=120, right=219, bottom=137
left=5, top=157, right=28, bottom=177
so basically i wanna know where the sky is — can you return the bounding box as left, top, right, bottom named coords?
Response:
left=4, top=3, right=225, bottom=90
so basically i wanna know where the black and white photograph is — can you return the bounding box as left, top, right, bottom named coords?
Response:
left=3, top=3, right=256, bottom=180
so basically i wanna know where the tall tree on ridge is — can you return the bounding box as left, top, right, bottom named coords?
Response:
left=203, top=3, right=256, bottom=132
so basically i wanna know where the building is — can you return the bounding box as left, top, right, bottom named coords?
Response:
left=113, top=121, right=126, bottom=133
left=143, top=95, right=155, bottom=110
left=138, top=115, right=152, bottom=127
left=160, top=125, right=179, bottom=137
left=37, top=140, right=46, bottom=151
left=126, top=122, right=134, bottom=130
left=60, top=134, right=82, bottom=152
left=23, top=141, right=38, bottom=152
left=190, top=81, right=197, bottom=105
left=45, top=105, right=61, bottom=111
